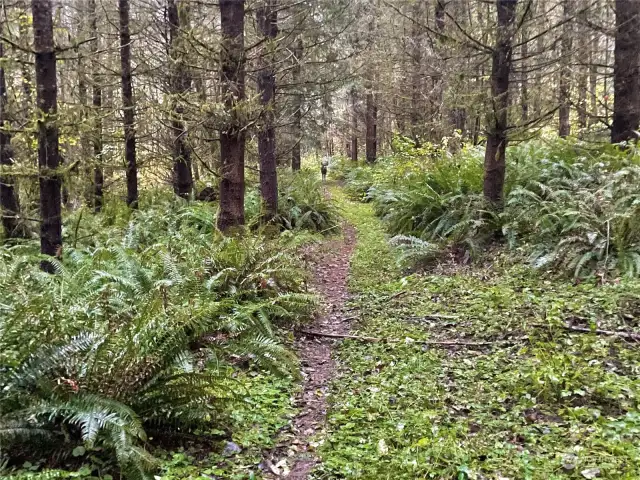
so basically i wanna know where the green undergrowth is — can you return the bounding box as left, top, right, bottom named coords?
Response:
left=333, top=137, right=640, bottom=279
left=0, top=183, right=329, bottom=479
left=3, top=373, right=295, bottom=480
left=156, top=372, right=295, bottom=480
left=317, top=192, right=640, bottom=479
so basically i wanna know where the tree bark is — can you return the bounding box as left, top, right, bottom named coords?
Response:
left=410, top=1, right=424, bottom=145
left=483, top=0, right=517, bottom=205
left=217, top=0, right=246, bottom=231
left=365, top=88, right=377, bottom=164
left=87, top=0, right=104, bottom=212
left=520, top=11, right=529, bottom=123
left=257, top=0, right=278, bottom=220
left=588, top=33, right=598, bottom=126
left=32, top=0, right=61, bottom=271
left=350, top=86, right=358, bottom=161
left=431, top=0, right=446, bottom=142
left=18, top=3, right=32, bottom=122
left=577, top=44, right=588, bottom=129
left=611, top=0, right=640, bottom=144
left=168, top=0, right=193, bottom=199
left=558, top=0, right=573, bottom=138
left=291, top=38, right=303, bottom=171
left=119, top=0, right=138, bottom=208
left=0, top=30, right=22, bottom=239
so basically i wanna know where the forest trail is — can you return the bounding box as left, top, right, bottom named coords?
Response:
left=264, top=220, right=357, bottom=479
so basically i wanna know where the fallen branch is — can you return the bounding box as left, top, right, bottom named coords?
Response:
left=298, top=330, right=521, bottom=347
left=300, top=330, right=381, bottom=342
left=563, top=325, right=640, bottom=341
left=407, top=314, right=460, bottom=321
left=388, top=291, right=407, bottom=300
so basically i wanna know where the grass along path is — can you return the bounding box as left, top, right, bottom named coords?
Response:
left=314, top=188, right=640, bottom=479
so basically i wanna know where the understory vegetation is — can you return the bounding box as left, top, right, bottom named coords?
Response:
left=318, top=188, right=640, bottom=479
left=335, top=137, right=640, bottom=279
left=0, top=176, right=335, bottom=479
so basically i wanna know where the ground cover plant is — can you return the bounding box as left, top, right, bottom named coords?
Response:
left=316, top=191, right=640, bottom=479
left=335, top=137, right=640, bottom=279
left=0, top=188, right=327, bottom=479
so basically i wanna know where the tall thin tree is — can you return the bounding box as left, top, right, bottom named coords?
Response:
left=611, top=0, right=640, bottom=143
left=364, top=14, right=377, bottom=164
left=88, top=0, right=104, bottom=212
left=168, top=0, right=193, bottom=199
left=217, top=0, right=246, bottom=231
left=257, top=0, right=278, bottom=220
left=119, top=0, right=138, bottom=208
left=558, top=0, right=573, bottom=138
left=291, top=38, right=303, bottom=171
left=350, top=86, right=358, bottom=161
left=0, top=29, right=21, bottom=238
left=483, top=0, right=517, bottom=205
left=32, top=0, right=62, bottom=271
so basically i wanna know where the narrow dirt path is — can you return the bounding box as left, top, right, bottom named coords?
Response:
left=264, top=223, right=357, bottom=479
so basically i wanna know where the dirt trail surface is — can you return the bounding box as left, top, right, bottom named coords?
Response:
left=263, top=223, right=356, bottom=479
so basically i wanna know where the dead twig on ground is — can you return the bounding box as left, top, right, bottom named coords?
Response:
left=299, top=330, right=522, bottom=347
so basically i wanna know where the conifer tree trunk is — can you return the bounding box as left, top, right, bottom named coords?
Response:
left=410, top=1, right=424, bottom=145
left=32, top=0, right=61, bottom=271
left=119, top=0, right=138, bottom=208
left=350, top=86, right=358, bottom=161
left=589, top=37, right=598, bottom=126
left=88, top=0, right=103, bottom=212
left=257, top=0, right=278, bottom=220
left=217, top=0, right=246, bottom=231
left=520, top=9, right=529, bottom=123
left=558, top=0, right=572, bottom=138
left=611, top=0, right=640, bottom=143
left=168, top=0, right=193, bottom=199
left=291, top=38, right=303, bottom=171
left=431, top=0, right=446, bottom=141
left=18, top=3, right=32, bottom=120
left=0, top=32, right=21, bottom=238
left=365, top=86, right=377, bottom=164
left=483, top=0, right=517, bottom=205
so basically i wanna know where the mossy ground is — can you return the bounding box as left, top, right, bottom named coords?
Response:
left=6, top=186, right=640, bottom=480
left=315, top=189, right=640, bottom=480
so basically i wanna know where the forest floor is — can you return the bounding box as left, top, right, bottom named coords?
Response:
left=156, top=184, right=640, bottom=480
left=309, top=188, right=640, bottom=480
left=263, top=221, right=357, bottom=479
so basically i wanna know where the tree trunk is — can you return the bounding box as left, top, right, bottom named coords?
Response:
left=588, top=34, right=598, bottom=126
left=257, top=0, right=278, bottom=221
left=0, top=31, right=22, bottom=239
left=217, top=0, right=246, bottom=232
left=558, top=0, right=572, bottom=138
left=291, top=38, right=303, bottom=171
left=119, top=0, right=138, bottom=208
left=432, top=0, right=446, bottom=141
left=483, top=0, right=517, bottom=205
left=611, top=0, right=640, bottom=143
left=32, top=0, right=61, bottom=271
left=18, top=3, right=32, bottom=121
left=87, top=0, right=104, bottom=212
left=350, top=86, right=358, bottom=161
left=168, top=0, right=193, bottom=199
left=520, top=14, right=529, bottom=123
left=410, top=1, right=424, bottom=145
left=365, top=90, right=377, bottom=164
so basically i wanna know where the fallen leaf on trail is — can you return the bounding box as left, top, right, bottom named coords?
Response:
left=581, top=468, right=601, bottom=479
left=377, top=438, right=389, bottom=455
